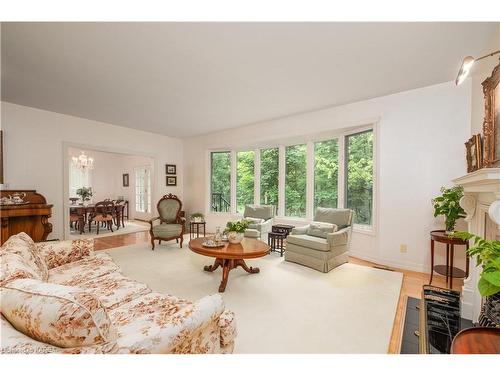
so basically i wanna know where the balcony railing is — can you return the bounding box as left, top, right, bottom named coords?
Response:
left=211, top=192, right=230, bottom=212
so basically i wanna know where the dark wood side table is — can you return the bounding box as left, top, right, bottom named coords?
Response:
left=451, top=327, right=500, bottom=354
left=268, top=232, right=286, bottom=257
left=430, top=230, right=469, bottom=289
left=190, top=221, right=206, bottom=240
left=271, top=224, right=295, bottom=236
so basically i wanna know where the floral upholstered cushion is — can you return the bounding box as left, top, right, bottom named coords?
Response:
left=77, top=271, right=152, bottom=310
left=0, top=232, right=48, bottom=281
left=35, top=239, right=94, bottom=269
left=108, top=292, right=228, bottom=353
left=0, top=316, right=120, bottom=354
left=1, top=278, right=116, bottom=348
left=0, top=253, right=41, bottom=286
left=48, top=252, right=120, bottom=286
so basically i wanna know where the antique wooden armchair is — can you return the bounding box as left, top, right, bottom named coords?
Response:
left=149, top=194, right=186, bottom=250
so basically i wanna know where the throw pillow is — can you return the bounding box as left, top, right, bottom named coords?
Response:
left=1, top=278, right=116, bottom=348
left=244, top=217, right=265, bottom=224
left=0, top=253, right=41, bottom=286
left=1, top=232, right=48, bottom=281
left=35, top=238, right=94, bottom=269
left=306, top=222, right=338, bottom=239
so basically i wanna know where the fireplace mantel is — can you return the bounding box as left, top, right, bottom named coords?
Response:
left=453, top=168, right=500, bottom=225
left=453, top=168, right=500, bottom=194
left=452, top=167, right=500, bottom=321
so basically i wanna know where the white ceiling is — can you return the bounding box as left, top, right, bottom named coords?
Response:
left=1, top=22, right=498, bottom=138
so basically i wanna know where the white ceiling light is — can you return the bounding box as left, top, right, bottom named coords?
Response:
left=455, top=50, right=500, bottom=85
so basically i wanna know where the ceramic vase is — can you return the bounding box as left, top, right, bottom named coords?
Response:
left=227, top=231, right=244, bottom=244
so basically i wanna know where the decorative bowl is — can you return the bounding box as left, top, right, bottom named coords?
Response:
left=227, top=231, right=244, bottom=244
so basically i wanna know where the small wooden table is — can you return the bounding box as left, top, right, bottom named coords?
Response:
left=430, top=230, right=469, bottom=289
left=268, top=232, right=286, bottom=257
left=271, top=224, right=295, bottom=236
left=189, top=221, right=206, bottom=240
left=188, top=237, right=270, bottom=292
left=451, top=327, right=500, bottom=354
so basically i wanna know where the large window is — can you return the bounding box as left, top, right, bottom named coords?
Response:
left=211, top=151, right=231, bottom=212
left=285, top=144, right=307, bottom=217
left=345, top=130, right=373, bottom=226
left=314, top=139, right=339, bottom=210
left=260, top=148, right=279, bottom=209
left=236, top=151, right=255, bottom=213
left=207, top=127, right=375, bottom=230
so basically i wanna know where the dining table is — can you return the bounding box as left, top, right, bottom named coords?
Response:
left=69, top=202, right=125, bottom=234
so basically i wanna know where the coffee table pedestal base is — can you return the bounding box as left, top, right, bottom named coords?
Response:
left=204, top=258, right=260, bottom=292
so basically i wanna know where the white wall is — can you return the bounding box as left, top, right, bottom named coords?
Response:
left=1, top=102, right=183, bottom=240
left=183, top=81, right=472, bottom=273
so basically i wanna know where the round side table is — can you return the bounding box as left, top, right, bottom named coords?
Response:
left=429, top=230, right=469, bottom=289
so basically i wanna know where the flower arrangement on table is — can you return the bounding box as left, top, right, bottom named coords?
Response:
left=190, top=212, right=205, bottom=222
left=225, top=220, right=251, bottom=244
left=76, top=187, right=93, bottom=204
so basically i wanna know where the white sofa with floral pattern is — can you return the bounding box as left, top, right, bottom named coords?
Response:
left=0, top=232, right=236, bottom=354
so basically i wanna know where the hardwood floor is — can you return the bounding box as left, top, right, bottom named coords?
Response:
left=94, top=231, right=464, bottom=354
left=348, top=257, right=463, bottom=354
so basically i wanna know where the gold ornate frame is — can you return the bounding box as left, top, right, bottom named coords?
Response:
left=465, top=134, right=482, bottom=173
left=482, top=60, right=500, bottom=167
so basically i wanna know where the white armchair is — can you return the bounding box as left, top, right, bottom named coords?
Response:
left=285, top=208, right=353, bottom=272
left=241, top=205, right=275, bottom=242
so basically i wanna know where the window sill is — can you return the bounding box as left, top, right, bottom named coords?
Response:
left=352, top=224, right=376, bottom=236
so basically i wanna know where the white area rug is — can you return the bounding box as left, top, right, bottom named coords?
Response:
left=105, top=239, right=403, bottom=353
left=69, top=220, right=148, bottom=239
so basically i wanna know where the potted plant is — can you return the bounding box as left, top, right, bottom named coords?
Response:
left=190, top=212, right=205, bottom=223
left=76, top=187, right=93, bottom=205
left=432, top=186, right=466, bottom=234
left=453, top=231, right=500, bottom=326
left=225, top=220, right=250, bottom=244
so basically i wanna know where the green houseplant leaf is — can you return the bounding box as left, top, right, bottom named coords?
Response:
left=431, top=186, right=466, bottom=232
left=453, top=231, right=500, bottom=297
left=226, top=220, right=251, bottom=233
left=483, top=271, right=500, bottom=287
left=478, top=278, right=500, bottom=297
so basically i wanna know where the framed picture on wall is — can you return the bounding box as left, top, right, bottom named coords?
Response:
left=122, top=173, right=129, bottom=187
left=165, top=164, right=176, bottom=175
left=166, top=176, right=177, bottom=186
left=465, top=134, right=482, bottom=173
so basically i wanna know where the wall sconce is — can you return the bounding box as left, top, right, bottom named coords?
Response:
left=455, top=50, right=500, bottom=85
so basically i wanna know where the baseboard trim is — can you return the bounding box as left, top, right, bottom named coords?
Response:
left=349, top=250, right=428, bottom=273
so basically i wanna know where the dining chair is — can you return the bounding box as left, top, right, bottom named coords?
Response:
left=88, top=201, right=115, bottom=234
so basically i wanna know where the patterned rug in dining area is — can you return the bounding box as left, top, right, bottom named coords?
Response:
left=69, top=220, right=149, bottom=239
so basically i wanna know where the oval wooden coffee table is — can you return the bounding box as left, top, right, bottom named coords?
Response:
left=189, top=237, right=270, bottom=292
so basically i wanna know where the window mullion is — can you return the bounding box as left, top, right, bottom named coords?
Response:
left=254, top=149, right=260, bottom=206
left=338, top=136, right=346, bottom=209
left=306, top=141, right=314, bottom=220
left=278, top=145, right=286, bottom=217
left=230, top=151, right=237, bottom=214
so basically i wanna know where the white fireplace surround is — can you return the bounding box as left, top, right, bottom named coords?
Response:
left=453, top=167, right=500, bottom=321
